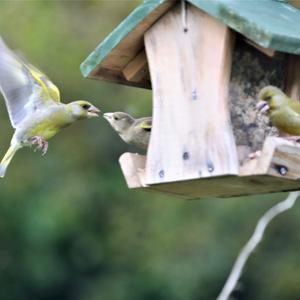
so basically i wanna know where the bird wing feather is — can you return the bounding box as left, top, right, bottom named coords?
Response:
left=140, top=118, right=152, bottom=131
left=25, top=61, right=60, bottom=102
left=0, top=38, right=60, bottom=128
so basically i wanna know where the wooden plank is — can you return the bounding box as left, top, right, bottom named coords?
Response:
left=89, top=66, right=151, bottom=89
left=80, top=0, right=175, bottom=88
left=118, top=138, right=300, bottom=199
left=244, top=38, right=276, bottom=57
left=122, top=50, right=148, bottom=83
left=144, top=3, right=238, bottom=184
left=119, top=152, right=147, bottom=189
left=119, top=153, right=300, bottom=198
left=96, top=1, right=174, bottom=73
left=240, top=136, right=300, bottom=181
left=287, top=0, right=300, bottom=10
left=147, top=174, right=300, bottom=199
left=241, top=137, right=279, bottom=176
left=285, top=55, right=300, bottom=100
left=81, top=0, right=174, bottom=76
left=119, top=152, right=189, bottom=199
left=268, top=144, right=300, bottom=180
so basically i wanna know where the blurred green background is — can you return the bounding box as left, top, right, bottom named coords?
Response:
left=0, top=1, right=299, bottom=300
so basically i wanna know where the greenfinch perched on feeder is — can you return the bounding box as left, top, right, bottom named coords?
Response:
left=0, top=38, right=100, bottom=177
left=257, top=86, right=300, bottom=138
left=103, top=112, right=151, bottom=150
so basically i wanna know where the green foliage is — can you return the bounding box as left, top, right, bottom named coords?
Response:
left=0, top=2, right=299, bottom=300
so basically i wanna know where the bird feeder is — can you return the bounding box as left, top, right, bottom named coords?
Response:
left=81, top=0, right=300, bottom=199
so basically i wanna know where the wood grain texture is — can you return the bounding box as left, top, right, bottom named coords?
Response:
left=119, top=152, right=189, bottom=199
left=119, top=137, right=300, bottom=199
left=122, top=50, right=149, bottom=83
left=81, top=1, right=174, bottom=88
left=285, top=54, right=300, bottom=100
left=287, top=0, right=300, bottom=10
left=119, top=152, right=147, bottom=189
left=240, top=137, right=300, bottom=177
left=147, top=175, right=300, bottom=199
left=119, top=153, right=148, bottom=188
left=119, top=153, right=300, bottom=199
left=144, top=3, right=238, bottom=184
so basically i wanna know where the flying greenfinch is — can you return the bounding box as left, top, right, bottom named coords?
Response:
left=0, top=38, right=100, bottom=177
left=257, top=86, right=300, bottom=138
left=103, top=112, right=151, bottom=150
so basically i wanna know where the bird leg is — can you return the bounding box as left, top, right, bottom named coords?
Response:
left=30, top=136, right=48, bottom=155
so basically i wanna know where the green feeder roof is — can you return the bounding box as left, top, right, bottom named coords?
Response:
left=80, top=0, right=300, bottom=88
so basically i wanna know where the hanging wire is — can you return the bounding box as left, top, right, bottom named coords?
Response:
left=181, top=0, right=188, bottom=32
left=217, top=191, right=300, bottom=300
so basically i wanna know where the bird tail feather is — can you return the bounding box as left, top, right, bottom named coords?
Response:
left=0, top=146, right=18, bottom=178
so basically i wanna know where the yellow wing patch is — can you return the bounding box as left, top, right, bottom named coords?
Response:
left=140, top=120, right=152, bottom=131
left=14, top=50, right=61, bottom=102
left=27, top=64, right=60, bottom=102
left=23, top=62, right=60, bottom=102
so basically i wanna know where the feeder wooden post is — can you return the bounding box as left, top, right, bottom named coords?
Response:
left=144, top=4, right=238, bottom=184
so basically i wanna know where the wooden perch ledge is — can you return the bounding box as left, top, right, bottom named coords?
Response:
left=119, top=137, right=300, bottom=199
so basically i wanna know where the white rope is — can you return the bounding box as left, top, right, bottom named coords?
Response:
left=181, top=0, right=188, bottom=32
left=217, top=191, right=300, bottom=300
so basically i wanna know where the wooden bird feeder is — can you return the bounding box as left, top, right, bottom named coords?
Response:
left=81, top=0, right=300, bottom=199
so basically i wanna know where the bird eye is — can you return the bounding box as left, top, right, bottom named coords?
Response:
left=264, top=96, right=272, bottom=101
left=114, top=116, right=119, bottom=121
left=82, top=104, right=91, bottom=110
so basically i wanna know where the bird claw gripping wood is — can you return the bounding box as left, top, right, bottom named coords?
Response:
left=30, top=136, right=49, bottom=155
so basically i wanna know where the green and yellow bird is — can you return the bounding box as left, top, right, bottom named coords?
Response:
left=257, top=86, right=300, bottom=138
left=103, top=112, right=151, bottom=150
left=0, top=38, right=100, bottom=177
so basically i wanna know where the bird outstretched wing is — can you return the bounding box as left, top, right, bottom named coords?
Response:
left=0, top=38, right=60, bottom=128
left=140, top=118, right=152, bottom=132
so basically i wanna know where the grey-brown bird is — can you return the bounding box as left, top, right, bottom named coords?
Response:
left=103, top=112, right=151, bottom=150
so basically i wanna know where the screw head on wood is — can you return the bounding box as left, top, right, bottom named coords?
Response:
left=192, top=89, right=197, bottom=100
left=207, top=161, right=214, bottom=173
left=182, top=151, right=189, bottom=160
left=159, top=170, right=165, bottom=178
left=277, top=165, right=288, bottom=176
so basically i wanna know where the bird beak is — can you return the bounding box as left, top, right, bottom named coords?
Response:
left=103, top=112, right=113, bottom=121
left=256, top=101, right=270, bottom=113
left=87, top=105, right=100, bottom=118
